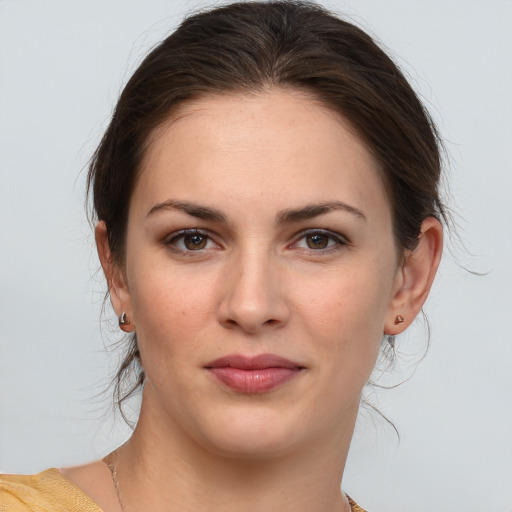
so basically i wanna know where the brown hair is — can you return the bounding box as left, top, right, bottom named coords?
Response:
left=87, top=0, right=446, bottom=417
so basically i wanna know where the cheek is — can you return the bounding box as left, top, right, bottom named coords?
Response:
left=295, top=263, right=393, bottom=331
left=126, top=259, right=219, bottom=367
left=291, top=263, right=395, bottom=376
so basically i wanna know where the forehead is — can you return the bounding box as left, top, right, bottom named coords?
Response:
left=134, top=89, right=391, bottom=225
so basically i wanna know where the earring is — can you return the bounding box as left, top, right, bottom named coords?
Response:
left=119, top=312, right=131, bottom=332
left=394, top=314, right=405, bottom=325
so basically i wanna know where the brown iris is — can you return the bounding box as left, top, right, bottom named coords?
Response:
left=184, top=233, right=208, bottom=250
left=306, top=233, right=329, bottom=249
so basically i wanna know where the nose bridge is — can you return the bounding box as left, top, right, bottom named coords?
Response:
left=217, top=241, right=289, bottom=333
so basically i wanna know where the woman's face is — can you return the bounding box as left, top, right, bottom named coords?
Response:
left=115, top=89, right=404, bottom=457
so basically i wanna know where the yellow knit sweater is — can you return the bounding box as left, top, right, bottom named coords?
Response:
left=1, top=469, right=368, bottom=512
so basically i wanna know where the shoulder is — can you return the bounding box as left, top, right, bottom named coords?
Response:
left=0, top=469, right=103, bottom=512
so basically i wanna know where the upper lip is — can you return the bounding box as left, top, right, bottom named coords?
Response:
left=205, top=353, right=304, bottom=370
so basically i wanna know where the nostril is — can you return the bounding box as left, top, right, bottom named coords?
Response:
left=220, top=315, right=283, bottom=333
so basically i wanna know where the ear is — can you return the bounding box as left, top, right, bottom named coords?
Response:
left=95, top=221, right=135, bottom=332
left=385, top=217, right=443, bottom=335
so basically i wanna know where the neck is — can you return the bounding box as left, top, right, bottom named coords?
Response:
left=111, top=391, right=357, bottom=512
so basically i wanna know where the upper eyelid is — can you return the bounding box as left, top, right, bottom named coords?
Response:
left=167, top=228, right=210, bottom=239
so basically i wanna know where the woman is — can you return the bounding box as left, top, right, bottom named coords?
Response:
left=1, top=2, right=444, bottom=511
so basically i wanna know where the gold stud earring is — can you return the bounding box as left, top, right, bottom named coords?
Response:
left=119, top=312, right=131, bottom=332
left=394, top=314, right=404, bottom=325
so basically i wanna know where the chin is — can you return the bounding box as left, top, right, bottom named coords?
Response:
left=191, top=407, right=308, bottom=460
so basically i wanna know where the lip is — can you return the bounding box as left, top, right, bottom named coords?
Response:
left=204, top=354, right=305, bottom=394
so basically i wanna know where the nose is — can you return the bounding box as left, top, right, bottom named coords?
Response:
left=217, top=249, right=291, bottom=334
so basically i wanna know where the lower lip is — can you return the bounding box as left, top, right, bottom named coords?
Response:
left=207, top=367, right=301, bottom=393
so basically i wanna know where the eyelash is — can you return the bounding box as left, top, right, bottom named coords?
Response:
left=164, top=228, right=349, bottom=255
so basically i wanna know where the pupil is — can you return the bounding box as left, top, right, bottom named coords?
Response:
left=308, top=234, right=328, bottom=249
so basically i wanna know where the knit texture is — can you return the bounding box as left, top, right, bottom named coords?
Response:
left=1, top=469, right=368, bottom=511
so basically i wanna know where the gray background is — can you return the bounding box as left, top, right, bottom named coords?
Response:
left=1, top=1, right=511, bottom=511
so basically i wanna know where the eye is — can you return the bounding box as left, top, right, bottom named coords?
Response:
left=167, top=229, right=218, bottom=252
left=293, top=229, right=347, bottom=251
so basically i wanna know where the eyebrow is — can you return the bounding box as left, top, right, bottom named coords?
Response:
left=147, top=200, right=227, bottom=222
left=146, top=199, right=366, bottom=223
left=276, top=201, right=366, bottom=224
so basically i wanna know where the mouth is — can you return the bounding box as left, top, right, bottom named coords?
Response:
left=204, top=354, right=305, bottom=394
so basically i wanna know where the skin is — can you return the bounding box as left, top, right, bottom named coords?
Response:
left=63, top=89, right=442, bottom=512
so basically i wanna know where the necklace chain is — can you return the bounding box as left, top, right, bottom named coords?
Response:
left=105, top=457, right=126, bottom=512
left=104, top=455, right=356, bottom=512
